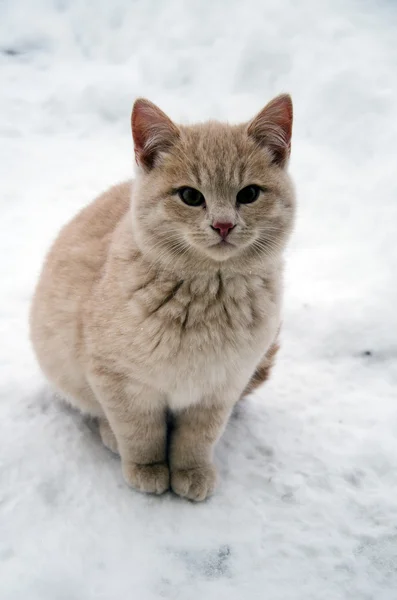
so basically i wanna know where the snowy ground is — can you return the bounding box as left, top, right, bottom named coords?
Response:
left=1, top=0, right=397, bottom=598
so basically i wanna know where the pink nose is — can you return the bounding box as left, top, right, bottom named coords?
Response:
left=211, top=221, right=235, bottom=239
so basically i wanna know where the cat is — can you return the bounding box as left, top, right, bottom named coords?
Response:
left=30, top=94, right=295, bottom=501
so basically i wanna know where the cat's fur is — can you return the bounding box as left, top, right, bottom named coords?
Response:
left=30, top=95, right=295, bottom=501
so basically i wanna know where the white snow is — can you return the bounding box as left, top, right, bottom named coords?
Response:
left=1, top=0, right=397, bottom=598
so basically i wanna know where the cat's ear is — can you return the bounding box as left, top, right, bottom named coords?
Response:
left=131, top=98, right=179, bottom=171
left=247, top=94, right=293, bottom=167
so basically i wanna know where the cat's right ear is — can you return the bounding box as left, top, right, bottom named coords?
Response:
left=131, top=99, right=179, bottom=171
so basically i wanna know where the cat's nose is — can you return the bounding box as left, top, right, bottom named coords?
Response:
left=211, top=221, right=235, bottom=239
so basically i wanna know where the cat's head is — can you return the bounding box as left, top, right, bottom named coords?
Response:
left=130, top=96, right=295, bottom=272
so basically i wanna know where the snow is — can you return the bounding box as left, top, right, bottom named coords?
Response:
left=1, top=0, right=397, bottom=597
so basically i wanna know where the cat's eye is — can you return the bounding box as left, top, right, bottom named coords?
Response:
left=236, top=185, right=262, bottom=205
left=177, top=187, right=205, bottom=207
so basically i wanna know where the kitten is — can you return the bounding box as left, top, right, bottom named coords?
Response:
left=30, top=95, right=295, bottom=501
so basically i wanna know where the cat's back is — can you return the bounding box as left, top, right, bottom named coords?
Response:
left=49, top=180, right=131, bottom=274
left=30, top=180, right=131, bottom=381
left=32, top=180, right=131, bottom=305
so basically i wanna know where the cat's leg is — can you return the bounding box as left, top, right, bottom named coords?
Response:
left=89, top=372, right=169, bottom=495
left=99, top=418, right=119, bottom=454
left=169, top=401, right=232, bottom=501
left=241, top=339, right=280, bottom=398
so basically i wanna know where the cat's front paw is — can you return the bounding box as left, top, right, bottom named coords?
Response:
left=123, top=462, right=170, bottom=495
left=171, top=464, right=217, bottom=501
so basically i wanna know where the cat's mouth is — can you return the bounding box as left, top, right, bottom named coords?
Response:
left=210, top=239, right=236, bottom=251
left=188, top=235, right=242, bottom=261
left=204, top=238, right=240, bottom=260
left=216, top=239, right=234, bottom=247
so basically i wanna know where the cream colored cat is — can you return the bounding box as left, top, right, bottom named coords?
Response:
left=30, top=94, right=295, bottom=501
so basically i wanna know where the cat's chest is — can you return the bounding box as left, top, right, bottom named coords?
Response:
left=134, top=271, right=271, bottom=332
left=128, top=271, right=279, bottom=394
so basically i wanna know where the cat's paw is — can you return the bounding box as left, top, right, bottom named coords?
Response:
left=171, top=464, right=217, bottom=502
left=123, top=462, right=170, bottom=495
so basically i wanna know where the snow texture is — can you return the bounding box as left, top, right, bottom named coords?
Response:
left=1, top=0, right=397, bottom=598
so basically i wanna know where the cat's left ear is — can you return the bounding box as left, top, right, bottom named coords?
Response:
left=247, top=94, right=293, bottom=167
left=131, top=98, right=180, bottom=171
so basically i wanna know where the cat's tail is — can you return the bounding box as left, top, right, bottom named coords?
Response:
left=241, top=336, right=280, bottom=399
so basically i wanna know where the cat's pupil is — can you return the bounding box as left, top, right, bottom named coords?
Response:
left=178, top=187, right=205, bottom=207
left=237, top=185, right=261, bottom=204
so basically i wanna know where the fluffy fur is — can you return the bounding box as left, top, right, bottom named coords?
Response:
left=30, top=95, right=295, bottom=501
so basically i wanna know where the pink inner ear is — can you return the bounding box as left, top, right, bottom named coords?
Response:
left=131, top=99, right=179, bottom=170
left=131, top=102, right=149, bottom=162
left=248, top=94, right=293, bottom=166
left=269, top=94, right=293, bottom=143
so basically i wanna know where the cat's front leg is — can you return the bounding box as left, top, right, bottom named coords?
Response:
left=89, top=371, right=169, bottom=495
left=169, top=400, right=233, bottom=501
